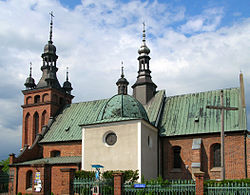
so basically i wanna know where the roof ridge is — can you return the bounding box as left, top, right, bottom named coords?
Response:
left=166, top=87, right=239, bottom=98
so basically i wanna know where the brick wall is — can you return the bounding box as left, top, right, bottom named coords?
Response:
left=22, top=88, right=73, bottom=147
left=43, top=142, right=81, bottom=158
left=162, top=132, right=247, bottom=180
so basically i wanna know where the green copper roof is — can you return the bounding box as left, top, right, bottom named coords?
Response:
left=97, top=94, right=149, bottom=122
left=14, top=156, right=81, bottom=165
left=40, top=99, right=108, bottom=143
left=159, top=88, right=247, bottom=136
left=144, top=90, right=165, bottom=126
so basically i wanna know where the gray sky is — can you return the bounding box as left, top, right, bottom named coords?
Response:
left=1, top=0, right=250, bottom=160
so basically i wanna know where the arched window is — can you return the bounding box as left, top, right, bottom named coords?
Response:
left=34, top=95, right=40, bottom=103
left=26, top=170, right=33, bottom=189
left=41, top=110, right=47, bottom=128
left=173, top=146, right=181, bottom=168
left=211, top=143, right=221, bottom=167
left=42, top=93, right=49, bottom=102
left=24, top=113, right=30, bottom=145
left=33, top=112, right=39, bottom=139
left=26, top=96, right=32, bottom=104
left=51, top=150, right=61, bottom=157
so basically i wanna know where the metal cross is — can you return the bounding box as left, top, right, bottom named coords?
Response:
left=206, top=90, right=238, bottom=180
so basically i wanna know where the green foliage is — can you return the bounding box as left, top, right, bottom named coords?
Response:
left=17, top=193, right=22, bottom=195
left=140, top=176, right=170, bottom=186
left=75, top=170, right=95, bottom=179
left=204, top=178, right=250, bottom=186
left=102, top=170, right=139, bottom=183
left=51, top=192, right=54, bottom=195
left=0, top=157, right=9, bottom=173
left=75, top=169, right=139, bottom=183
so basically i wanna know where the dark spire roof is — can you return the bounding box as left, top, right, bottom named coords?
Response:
left=116, top=62, right=129, bottom=95
left=36, top=12, right=61, bottom=89
left=132, top=23, right=157, bottom=104
left=24, top=62, right=36, bottom=89
left=63, top=67, right=73, bottom=94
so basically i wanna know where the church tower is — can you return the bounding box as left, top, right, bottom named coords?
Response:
left=132, top=23, right=157, bottom=105
left=21, top=13, right=73, bottom=148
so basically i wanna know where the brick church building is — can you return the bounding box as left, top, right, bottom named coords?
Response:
left=8, top=16, right=249, bottom=195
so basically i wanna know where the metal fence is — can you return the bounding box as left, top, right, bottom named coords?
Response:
left=0, top=174, right=9, bottom=193
left=73, top=178, right=113, bottom=195
left=205, top=182, right=250, bottom=195
left=123, top=180, right=195, bottom=195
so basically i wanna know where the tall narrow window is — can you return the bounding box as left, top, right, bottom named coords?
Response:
left=24, top=113, right=30, bottom=145
left=34, top=112, right=39, bottom=139
left=34, top=95, right=40, bottom=103
left=213, top=143, right=221, bottom=167
left=173, top=146, right=181, bottom=168
left=41, top=110, right=47, bottom=128
left=26, top=170, right=33, bottom=189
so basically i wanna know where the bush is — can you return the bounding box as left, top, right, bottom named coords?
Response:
left=17, top=193, right=22, bottom=195
left=75, top=170, right=95, bottom=179
left=75, top=169, right=139, bottom=183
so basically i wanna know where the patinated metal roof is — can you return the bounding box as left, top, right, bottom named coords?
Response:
left=40, top=91, right=164, bottom=143
left=40, top=99, right=108, bottom=143
left=159, top=88, right=247, bottom=136
left=14, top=156, right=81, bottom=165
left=96, top=94, right=149, bottom=122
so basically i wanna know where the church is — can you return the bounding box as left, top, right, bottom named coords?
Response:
left=8, top=16, right=249, bottom=195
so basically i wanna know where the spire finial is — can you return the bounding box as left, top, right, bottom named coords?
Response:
left=29, top=62, right=32, bottom=77
left=66, top=67, right=69, bottom=81
left=49, top=11, right=54, bottom=43
left=142, top=22, right=146, bottom=44
left=121, top=61, right=124, bottom=78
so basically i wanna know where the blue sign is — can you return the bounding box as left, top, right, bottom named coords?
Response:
left=134, top=184, right=146, bottom=188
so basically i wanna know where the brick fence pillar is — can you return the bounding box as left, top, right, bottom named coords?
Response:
left=113, top=172, right=123, bottom=195
left=194, top=172, right=205, bottom=195
left=60, top=168, right=76, bottom=195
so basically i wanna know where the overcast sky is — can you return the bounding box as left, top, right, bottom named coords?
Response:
left=1, top=0, right=250, bottom=160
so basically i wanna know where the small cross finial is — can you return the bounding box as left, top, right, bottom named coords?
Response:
left=66, top=67, right=69, bottom=81
left=29, top=62, right=32, bottom=77
left=142, top=22, right=146, bottom=43
left=121, top=62, right=124, bottom=78
left=49, top=11, right=54, bottom=43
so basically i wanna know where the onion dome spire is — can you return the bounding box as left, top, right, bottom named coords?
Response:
left=24, top=62, right=36, bottom=89
left=63, top=67, right=73, bottom=94
left=132, top=23, right=157, bottom=105
left=138, top=22, right=150, bottom=56
left=116, top=62, right=129, bottom=95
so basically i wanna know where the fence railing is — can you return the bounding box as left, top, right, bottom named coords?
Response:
left=123, top=180, right=195, bottom=195
left=205, top=182, right=250, bottom=195
left=0, top=174, right=9, bottom=193
left=73, top=178, right=113, bottom=195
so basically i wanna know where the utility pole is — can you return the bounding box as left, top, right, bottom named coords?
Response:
left=206, top=90, right=238, bottom=180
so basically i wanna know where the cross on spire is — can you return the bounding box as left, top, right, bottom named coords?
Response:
left=142, top=22, right=146, bottom=44
left=66, top=67, right=69, bottom=81
left=121, top=61, right=124, bottom=78
left=49, top=11, right=54, bottom=43
left=29, top=62, right=32, bottom=77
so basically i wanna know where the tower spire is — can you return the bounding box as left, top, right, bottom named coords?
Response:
left=66, top=67, right=69, bottom=81
left=116, top=62, right=129, bottom=95
left=132, top=23, right=157, bottom=104
left=49, top=11, right=54, bottom=43
left=24, top=62, right=36, bottom=89
left=63, top=67, right=73, bottom=94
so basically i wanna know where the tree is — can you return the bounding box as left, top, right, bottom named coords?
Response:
left=0, top=157, right=9, bottom=173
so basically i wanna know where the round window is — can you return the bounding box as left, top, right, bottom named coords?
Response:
left=105, top=132, right=117, bottom=146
